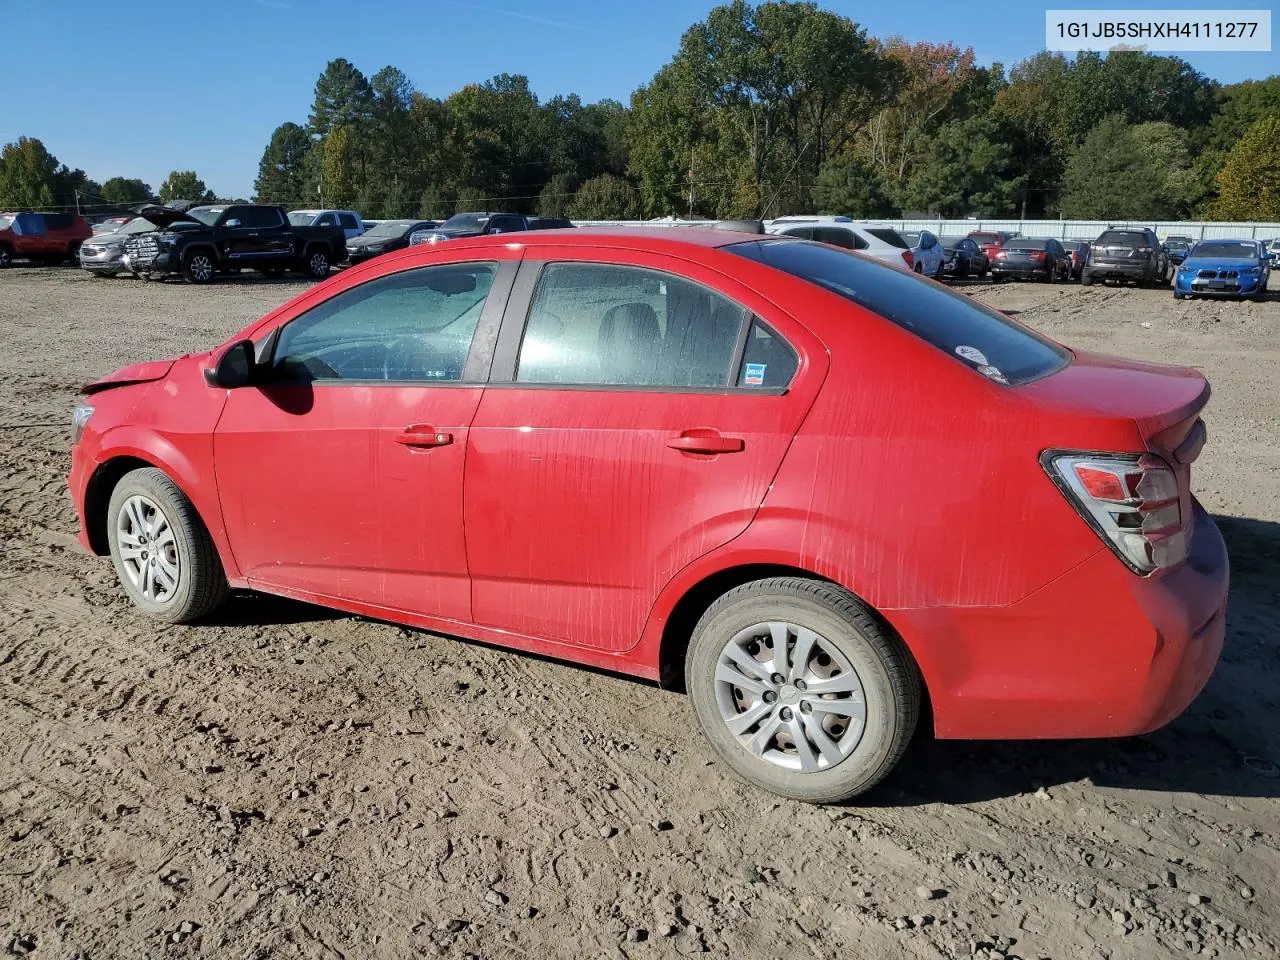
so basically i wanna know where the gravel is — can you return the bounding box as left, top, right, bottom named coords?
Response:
left=0, top=268, right=1277, bottom=959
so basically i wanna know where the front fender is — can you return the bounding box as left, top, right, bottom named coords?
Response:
left=88, top=424, right=240, bottom=582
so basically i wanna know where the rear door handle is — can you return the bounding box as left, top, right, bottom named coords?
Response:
left=666, top=430, right=744, bottom=455
left=396, top=424, right=453, bottom=448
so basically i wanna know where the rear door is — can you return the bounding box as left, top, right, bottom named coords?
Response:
left=462, top=249, right=827, bottom=653
left=251, top=206, right=294, bottom=259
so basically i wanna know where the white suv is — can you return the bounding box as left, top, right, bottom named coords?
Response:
left=767, top=216, right=914, bottom=271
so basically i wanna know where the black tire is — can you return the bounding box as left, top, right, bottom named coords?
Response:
left=303, top=246, right=330, bottom=279
left=259, top=267, right=286, bottom=279
left=106, top=468, right=229, bottom=623
left=1080, top=271, right=1094, bottom=286
left=685, top=577, right=920, bottom=803
left=65, top=241, right=82, bottom=264
left=182, top=249, right=217, bottom=284
left=0, top=243, right=11, bottom=268
left=933, top=261, right=943, bottom=281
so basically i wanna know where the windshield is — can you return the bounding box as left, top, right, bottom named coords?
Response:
left=288, top=212, right=317, bottom=226
left=185, top=206, right=224, bottom=226
left=727, top=239, right=1069, bottom=386
left=0, top=215, right=12, bottom=230
left=1191, top=240, right=1259, bottom=259
left=364, top=220, right=417, bottom=238
left=439, top=213, right=490, bottom=232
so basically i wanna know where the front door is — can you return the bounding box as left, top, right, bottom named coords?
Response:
left=463, top=252, right=826, bottom=653
left=214, top=257, right=516, bottom=620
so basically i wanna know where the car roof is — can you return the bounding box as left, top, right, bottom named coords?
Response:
left=521, top=226, right=761, bottom=249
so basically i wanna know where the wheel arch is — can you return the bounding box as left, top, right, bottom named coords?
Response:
left=83, top=454, right=155, bottom=555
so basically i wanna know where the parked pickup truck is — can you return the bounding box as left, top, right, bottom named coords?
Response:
left=122, top=203, right=347, bottom=283
left=408, top=212, right=572, bottom=246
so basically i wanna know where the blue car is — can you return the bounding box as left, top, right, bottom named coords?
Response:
left=1173, top=239, right=1271, bottom=301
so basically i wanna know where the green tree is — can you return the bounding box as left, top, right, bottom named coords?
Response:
left=1061, top=115, right=1191, bottom=219
left=811, top=152, right=894, bottom=217
left=901, top=115, right=1022, bottom=216
left=253, top=122, right=312, bottom=206
left=0, top=137, right=59, bottom=208
left=1058, top=51, right=1216, bottom=146
left=537, top=171, right=578, bottom=215
left=567, top=174, right=641, bottom=220
left=320, top=127, right=357, bottom=208
left=1207, top=76, right=1280, bottom=151
left=101, top=177, right=153, bottom=204
left=309, top=58, right=374, bottom=137
left=158, top=171, right=214, bottom=204
left=1211, top=116, right=1280, bottom=220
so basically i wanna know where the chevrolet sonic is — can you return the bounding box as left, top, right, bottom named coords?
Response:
left=69, top=228, right=1229, bottom=802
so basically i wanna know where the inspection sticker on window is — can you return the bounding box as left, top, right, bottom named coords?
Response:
left=743, top=363, right=767, bottom=386
left=955, top=345, right=989, bottom=366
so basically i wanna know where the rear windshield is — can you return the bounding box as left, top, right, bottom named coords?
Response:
left=1192, top=240, right=1259, bottom=258
left=866, top=228, right=908, bottom=248
left=1096, top=230, right=1148, bottom=246
left=0, top=215, right=12, bottom=230
left=969, top=232, right=999, bottom=243
left=726, top=239, right=1069, bottom=386
left=1006, top=238, right=1049, bottom=250
left=288, top=212, right=317, bottom=226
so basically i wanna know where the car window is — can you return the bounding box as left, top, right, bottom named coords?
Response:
left=515, top=262, right=748, bottom=388
left=739, top=320, right=798, bottom=388
left=488, top=215, right=526, bottom=233
left=273, top=262, right=497, bottom=383
left=727, top=239, right=1068, bottom=386
left=1096, top=231, right=1148, bottom=247
left=866, top=228, right=908, bottom=249
left=247, top=207, right=284, bottom=228
left=13, top=214, right=47, bottom=236
left=812, top=227, right=857, bottom=249
left=778, top=226, right=814, bottom=241
left=338, top=213, right=359, bottom=229
left=316, top=213, right=336, bottom=226
left=43, top=213, right=73, bottom=229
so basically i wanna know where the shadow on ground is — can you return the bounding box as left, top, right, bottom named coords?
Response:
left=874, top=513, right=1280, bottom=805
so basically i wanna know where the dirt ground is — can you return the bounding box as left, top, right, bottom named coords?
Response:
left=1, top=265, right=1278, bottom=960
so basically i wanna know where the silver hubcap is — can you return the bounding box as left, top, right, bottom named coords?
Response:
left=311, top=253, right=327, bottom=274
left=714, top=622, right=866, bottom=773
left=190, top=256, right=213, bottom=280
left=116, top=495, right=180, bottom=603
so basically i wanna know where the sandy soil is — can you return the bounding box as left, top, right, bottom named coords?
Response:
left=1, top=266, right=1277, bottom=960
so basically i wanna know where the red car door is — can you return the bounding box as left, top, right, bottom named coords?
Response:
left=214, top=258, right=516, bottom=620
left=463, top=250, right=827, bottom=653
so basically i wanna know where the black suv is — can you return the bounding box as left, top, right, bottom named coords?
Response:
left=1082, top=228, right=1168, bottom=287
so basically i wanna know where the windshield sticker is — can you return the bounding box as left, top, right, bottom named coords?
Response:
left=743, top=363, right=767, bottom=386
left=955, top=344, right=988, bottom=366
left=978, top=364, right=1009, bottom=385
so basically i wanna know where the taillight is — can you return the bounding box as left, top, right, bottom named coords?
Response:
left=1043, top=452, right=1188, bottom=575
left=901, top=250, right=914, bottom=269
left=1029, top=251, right=1046, bottom=260
left=996, top=251, right=1008, bottom=259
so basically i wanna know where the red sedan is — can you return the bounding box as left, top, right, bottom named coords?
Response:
left=68, top=227, right=1228, bottom=802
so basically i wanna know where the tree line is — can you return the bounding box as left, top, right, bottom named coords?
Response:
left=3, top=1, right=1278, bottom=221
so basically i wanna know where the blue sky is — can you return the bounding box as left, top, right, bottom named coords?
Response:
left=2, top=0, right=1276, bottom=200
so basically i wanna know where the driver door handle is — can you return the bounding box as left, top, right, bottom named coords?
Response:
left=666, top=429, right=744, bottom=455
left=396, top=424, right=453, bottom=448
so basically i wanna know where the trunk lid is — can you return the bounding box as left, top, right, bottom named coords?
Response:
left=1020, top=350, right=1209, bottom=445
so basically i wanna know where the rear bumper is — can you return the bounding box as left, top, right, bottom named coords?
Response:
left=1087, top=260, right=1149, bottom=279
left=895, top=502, right=1228, bottom=740
left=992, top=263, right=1052, bottom=279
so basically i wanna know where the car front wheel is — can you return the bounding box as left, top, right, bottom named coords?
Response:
left=0, top=244, right=11, bottom=268
left=182, top=250, right=216, bottom=284
left=106, top=468, right=229, bottom=622
left=686, top=577, right=920, bottom=803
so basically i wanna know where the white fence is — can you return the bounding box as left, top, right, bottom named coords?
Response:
left=576, top=217, right=1280, bottom=241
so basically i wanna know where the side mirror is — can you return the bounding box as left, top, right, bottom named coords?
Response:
left=225, top=218, right=241, bottom=228
left=204, top=340, right=255, bottom=388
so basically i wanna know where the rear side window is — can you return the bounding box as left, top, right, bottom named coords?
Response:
left=338, top=213, right=358, bottom=229
left=866, top=228, right=907, bottom=248
left=515, top=263, right=749, bottom=388
left=728, top=239, right=1068, bottom=386
left=246, top=207, right=285, bottom=228
left=777, top=226, right=813, bottom=240
left=739, top=320, right=797, bottom=388
left=43, top=213, right=73, bottom=229
left=813, top=227, right=861, bottom=250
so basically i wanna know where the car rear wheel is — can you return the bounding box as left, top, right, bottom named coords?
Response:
left=106, top=468, right=229, bottom=623
left=304, top=248, right=330, bottom=279
left=182, top=250, right=216, bottom=284
left=686, top=577, right=920, bottom=803
left=1080, top=271, right=1094, bottom=286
